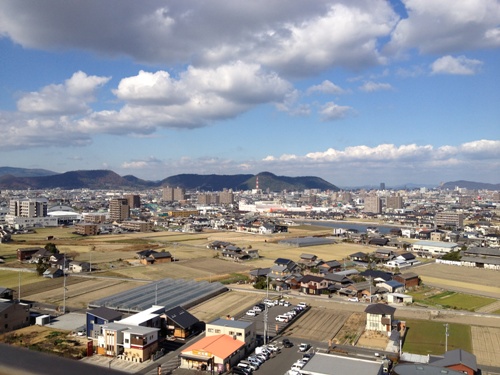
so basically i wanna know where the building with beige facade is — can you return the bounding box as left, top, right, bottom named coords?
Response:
left=74, top=223, right=99, bottom=236
left=109, top=198, right=129, bottom=223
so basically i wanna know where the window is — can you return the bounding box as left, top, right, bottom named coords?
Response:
left=215, top=329, right=221, bottom=333
left=125, top=338, right=129, bottom=344
left=208, top=328, right=214, bottom=333
left=4, top=314, right=7, bottom=319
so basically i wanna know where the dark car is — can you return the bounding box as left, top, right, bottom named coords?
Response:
left=282, top=338, right=293, bottom=348
left=231, top=366, right=252, bottom=375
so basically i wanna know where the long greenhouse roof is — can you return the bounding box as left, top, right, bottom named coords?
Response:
left=88, top=278, right=227, bottom=313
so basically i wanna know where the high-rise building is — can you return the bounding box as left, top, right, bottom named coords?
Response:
left=9, top=198, right=48, bottom=218
left=173, top=187, right=186, bottom=202
left=109, top=198, right=130, bottom=222
left=380, top=182, right=386, bottom=190
left=387, top=195, right=403, bottom=210
left=219, top=189, right=234, bottom=205
left=125, top=194, right=141, bottom=209
left=364, top=195, right=382, bottom=214
left=162, top=186, right=174, bottom=201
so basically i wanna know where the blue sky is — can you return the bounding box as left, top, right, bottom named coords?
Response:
left=0, top=0, right=499, bottom=187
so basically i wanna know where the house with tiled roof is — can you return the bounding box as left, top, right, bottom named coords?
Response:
left=180, top=334, right=246, bottom=373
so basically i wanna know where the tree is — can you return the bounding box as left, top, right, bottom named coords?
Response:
left=36, top=259, right=48, bottom=276
left=45, top=243, right=59, bottom=254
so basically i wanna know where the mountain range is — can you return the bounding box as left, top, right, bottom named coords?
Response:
left=0, top=168, right=339, bottom=191
left=0, top=167, right=497, bottom=191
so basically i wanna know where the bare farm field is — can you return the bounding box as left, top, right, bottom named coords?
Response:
left=471, top=326, right=500, bottom=367
left=416, top=263, right=500, bottom=299
left=284, top=307, right=350, bottom=343
left=188, top=290, right=263, bottom=322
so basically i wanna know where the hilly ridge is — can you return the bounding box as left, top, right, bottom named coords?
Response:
left=0, top=169, right=339, bottom=191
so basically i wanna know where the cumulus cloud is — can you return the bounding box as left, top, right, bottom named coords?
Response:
left=430, top=55, right=483, bottom=75
left=387, top=0, right=500, bottom=54
left=0, top=0, right=398, bottom=76
left=319, top=102, right=352, bottom=121
left=359, top=81, right=393, bottom=92
left=17, top=71, right=110, bottom=115
left=307, top=80, right=346, bottom=95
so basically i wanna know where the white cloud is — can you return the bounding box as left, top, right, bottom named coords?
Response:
left=430, top=55, right=483, bottom=75
left=307, top=80, right=346, bottom=95
left=359, top=81, right=393, bottom=92
left=17, top=71, right=110, bottom=115
left=387, top=0, right=500, bottom=54
left=319, top=102, right=352, bottom=121
left=0, top=1, right=398, bottom=77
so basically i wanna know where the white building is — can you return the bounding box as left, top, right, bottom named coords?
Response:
left=411, top=240, right=459, bottom=257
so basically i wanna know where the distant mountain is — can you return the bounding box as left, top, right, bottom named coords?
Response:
left=0, top=170, right=140, bottom=190
left=440, top=180, right=500, bottom=190
left=162, top=171, right=339, bottom=191
left=0, top=166, right=57, bottom=178
left=0, top=168, right=339, bottom=191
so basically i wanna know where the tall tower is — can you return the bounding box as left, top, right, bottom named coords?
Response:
left=256, top=176, right=259, bottom=190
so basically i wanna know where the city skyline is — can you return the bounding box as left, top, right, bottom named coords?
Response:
left=1, top=1, right=499, bottom=187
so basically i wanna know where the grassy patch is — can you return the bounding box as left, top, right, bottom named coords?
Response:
left=492, top=309, right=500, bottom=315
left=402, top=318, right=471, bottom=355
left=409, top=288, right=496, bottom=311
left=215, top=273, right=250, bottom=285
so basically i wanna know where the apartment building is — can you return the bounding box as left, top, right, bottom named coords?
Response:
left=74, top=223, right=99, bottom=236
left=435, top=211, right=464, bottom=228
left=120, top=220, right=153, bottom=232
left=125, top=194, right=141, bottom=209
left=9, top=198, right=48, bottom=218
left=109, top=198, right=130, bottom=223
left=364, top=195, right=382, bottom=214
left=386, top=195, right=403, bottom=210
left=219, top=189, right=234, bottom=204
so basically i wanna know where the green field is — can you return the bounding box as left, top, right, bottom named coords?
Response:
left=0, top=270, right=40, bottom=289
left=402, top=318, right=472, bottom=355
left=409, top=289, right=496, bottom=311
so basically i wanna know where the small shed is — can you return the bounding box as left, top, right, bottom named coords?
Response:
left=35, top=314, right=51, bottom=326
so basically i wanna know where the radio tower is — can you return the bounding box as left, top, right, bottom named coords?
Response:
left=256, top=176, right=259, bottom=190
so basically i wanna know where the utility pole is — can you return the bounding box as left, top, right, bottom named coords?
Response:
left=264, top=273, right=269, bottom=346
left=62, top=253, right=67, bottom=314
left=444, top=323, right=449, bottom=352
left=18, top=271, right=21, bottom=302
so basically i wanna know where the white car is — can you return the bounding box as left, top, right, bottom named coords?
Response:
left=275, top=315, right=288, bottom=322
left=246, top=309, right=257, bottom=316
left=267, top=344, right=279, bottom=352
left=297, top=302, right=307, bottom=308
left=347, top=297, right=359, bottom=302
left=299, top=343, right=310, bottom=352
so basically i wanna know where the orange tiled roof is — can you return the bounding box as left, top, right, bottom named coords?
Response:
left=182, top=334, right=245, bottom=358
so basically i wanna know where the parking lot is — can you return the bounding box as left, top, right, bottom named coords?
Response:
left=237, top=299, right=309, bottom=340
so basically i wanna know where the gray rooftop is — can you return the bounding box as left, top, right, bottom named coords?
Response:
left=88, top=278, right=228, bottom=313
left=300, top=352, right=383, bottom=375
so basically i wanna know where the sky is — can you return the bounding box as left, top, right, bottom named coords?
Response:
left=0, top=0, right=499, bottom=188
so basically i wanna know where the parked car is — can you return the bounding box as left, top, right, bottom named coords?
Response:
left=347, top=297, right=359, bottom=302
left=236, top=362, right=254, bottom=373
left=239, top=361, right=258, bottom=371
left=253, top=304, right=264, bottom=312
left=275, top=315, right=288, bottom=322
left=282, top=338, right=293, bottom=348
left=267, top=344, right=279, bottom=352
left=297, top=302, right=307, bottom=308
left=299, top=343, right=310, bottom=352
left=246, top=309, right=257, bottom=316
left=232, top=366, right=252, bottom=375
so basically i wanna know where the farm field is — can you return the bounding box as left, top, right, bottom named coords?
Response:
left=402, top=318, right=472, bottom=355
left=471, top=326, right=500, bottom=367
left=409, top=289, right=497, bottom=312
left=416, top=263, right=500, bottom=299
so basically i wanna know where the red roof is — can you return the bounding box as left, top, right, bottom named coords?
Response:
left=182, top=334, right=245, bottom=359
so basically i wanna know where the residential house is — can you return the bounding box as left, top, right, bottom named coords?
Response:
left=42, top=268, right=64, bottom=278
left=393, top=273, right=420, bottom=289
left=0, top=287, right=14, bottom=300
left=86, top=306, right=123, bottom=340
left=164, top=306, right=200, bottom=339
left=299, top=352, right=385, bottom=375
left=369, top=238, right=390, bottom=247
left=269, top=258, right=298, bottom=280
left=206, top=318, right=256, bottom=354
left=98, top=322, right=159, bottom=362
left=377, top=280, right=405, bottom=293
left=359, top=270, right=393, bottom=283
left=0, top=300, right=30, bottom=334
left=299, top=275, right=329, bottom=295
left=318, top=260, right=342, bottom=274
left=349, top=252, right=368, bottom=262
left=365, top=304, right=396, bottom=335
left=17, top=247, right=44, bottom=261
left=429, top=349, right=478, bottom=375
left=69, top=261, right=90, bottom=273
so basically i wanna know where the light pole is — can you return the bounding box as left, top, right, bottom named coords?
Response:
left=444, top=323, right=449, bottom=352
